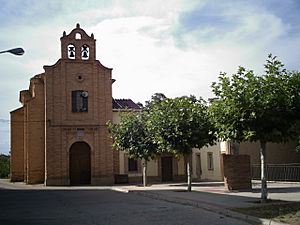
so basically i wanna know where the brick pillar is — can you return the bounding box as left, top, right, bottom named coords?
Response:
left=223, top=154, right=252, bottom=190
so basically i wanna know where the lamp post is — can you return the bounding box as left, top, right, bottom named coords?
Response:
left=0, top=47, right=25, bottom=56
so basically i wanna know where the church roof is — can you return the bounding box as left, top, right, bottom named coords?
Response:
left=113, top=99, right=141, bottom=110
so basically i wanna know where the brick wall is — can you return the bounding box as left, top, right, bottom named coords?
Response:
left=10, top=107, right=25, bottom=181
left=25, top=77, right=45, bottom=184
left=223, top=154, right=252, bottom=190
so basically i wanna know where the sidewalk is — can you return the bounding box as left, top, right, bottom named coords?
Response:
left=112, top=181, right=300, bottom=225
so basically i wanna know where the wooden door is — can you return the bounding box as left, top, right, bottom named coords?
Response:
left=69, top=142, right=91, bottom=185
left=161, top=157, right=173, bottom=182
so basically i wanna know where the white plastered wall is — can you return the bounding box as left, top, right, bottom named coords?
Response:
left=192, top=142, right=224, bottom=181
left=177, top=156, right=185, bottom=175
left=147, top=159, right=158, bottom=176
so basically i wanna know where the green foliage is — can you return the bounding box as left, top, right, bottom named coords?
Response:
left=148, top=95, right=216, bottom=155
left=109, top=94, right=216, bottom=159
left=0, top=154, right=10, bottom=178
left=108, top=112, right=158, bottom=161
left=209, top=54, right=300, bottom=200
left=144, top=93, right=167, bottom=110
left=209, top=54, right=299, bottom=143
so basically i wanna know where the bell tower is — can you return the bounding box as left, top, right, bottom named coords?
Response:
left=60, top=23, right=96, bottom=60
left=44, top=24, right=114, bottom=186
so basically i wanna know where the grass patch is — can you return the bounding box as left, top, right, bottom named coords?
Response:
left=234, top=202, right=300, bottom=225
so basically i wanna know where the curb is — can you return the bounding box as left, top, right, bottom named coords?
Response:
left=110, top=187, right=130, bottom=193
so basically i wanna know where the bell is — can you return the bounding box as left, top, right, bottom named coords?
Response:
left=82, top=45, right=87, bottom=51
left=82, top=50, right=88, bottom=58
left=68, top=46, right=75, bottom=58
left=69, top=51, right=75, bottom=58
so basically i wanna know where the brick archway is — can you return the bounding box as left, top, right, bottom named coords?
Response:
left=69, top=141, right=91, bottom=185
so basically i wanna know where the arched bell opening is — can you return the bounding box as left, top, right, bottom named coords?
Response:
left=67, top=44, right=76, bottom=59
left=81, top=44, right=89, bottom=60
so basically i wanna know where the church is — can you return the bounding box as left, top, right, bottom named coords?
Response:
left=10, top=24, right=190, bottom=186
left=10, top=24, right=140, bottom=185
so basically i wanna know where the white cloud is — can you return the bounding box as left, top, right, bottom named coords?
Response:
left=89, top=17, right=229, bottom=102
left=0, top=0, right=300, bottom=154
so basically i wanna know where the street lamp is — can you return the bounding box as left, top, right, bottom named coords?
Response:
left=0, top=47, right=25, bottom=56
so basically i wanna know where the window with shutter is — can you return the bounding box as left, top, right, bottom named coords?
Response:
left=207, top=152, right=214, bottom=171
left=72, top=90, right=88, bottom=112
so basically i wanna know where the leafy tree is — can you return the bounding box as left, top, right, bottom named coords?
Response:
left=148, top=95, right=216, bottom=191
left=287, top=70, right=300, bottom=150
left=108, top=112, right=157, bottom=187
left=209, top=54, right=299, bottom=202
left=145, top=93, right=167, bottom=109
left=0, top=154, right=10, bottom=178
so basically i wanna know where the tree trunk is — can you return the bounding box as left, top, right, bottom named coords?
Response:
left=142, top=159, right=147, bottom=187
left=260, top=140, right=268, bottom=202
left=187, top=153, right=192, bottom=192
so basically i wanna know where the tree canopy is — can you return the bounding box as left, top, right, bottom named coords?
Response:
left=209, top=55, right=298, bottom=143
left=108, top=111, right=158, bottom=186
left=109, top=94, right=216, bottom=190
left=148, top=95, right=216, bottom=191
left=149, top=95, right=215, bottom=155
left=108, top=112, right=157, bottom=161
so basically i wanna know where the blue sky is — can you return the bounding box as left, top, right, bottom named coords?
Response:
left=0, top=0, right=300, bottom=154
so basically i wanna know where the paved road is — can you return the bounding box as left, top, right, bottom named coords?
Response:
left=0, top=188, right=252, bottom=225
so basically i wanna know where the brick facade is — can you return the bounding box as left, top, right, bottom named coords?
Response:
left=10, top=107, right=24, bottom=182
left=11, top=24, right=115, bottom=185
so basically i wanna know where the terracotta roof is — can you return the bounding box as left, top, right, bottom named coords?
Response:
left=113, top=99, right=141, bottom=110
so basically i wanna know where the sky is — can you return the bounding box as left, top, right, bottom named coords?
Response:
left=0, top=0, right=300, bottom=154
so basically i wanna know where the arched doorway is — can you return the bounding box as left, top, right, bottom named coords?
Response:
left=69, top=142, right=91, bottom=185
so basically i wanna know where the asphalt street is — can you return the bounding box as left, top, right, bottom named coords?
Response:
left=0, top=188, right=252, bottom=225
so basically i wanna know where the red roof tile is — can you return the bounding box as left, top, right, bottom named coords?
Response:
left=112, top=99, right=141, bottom=110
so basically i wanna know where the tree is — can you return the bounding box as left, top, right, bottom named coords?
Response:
left=0, top=154, right=10, bottom=178
left=209, top=54, right=298, bottom=202
left=145, top=93, right=167, bottom=109
left=108, top=112, right=157, bottom=187
left=148, top=95, right=216, bottom=191
left=287, top=70, right=300, bottom=149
